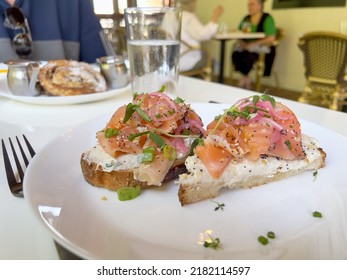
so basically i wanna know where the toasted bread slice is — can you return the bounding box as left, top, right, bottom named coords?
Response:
left=81, top=147, right=187, bottom=191
left=177, top=135, right=326, bottom=206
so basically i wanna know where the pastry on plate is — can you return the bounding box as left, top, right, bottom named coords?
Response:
left=38, top=60, right=107, bottom=96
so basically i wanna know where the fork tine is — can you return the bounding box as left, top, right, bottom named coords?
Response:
left=9, top=137, right=25, bottom=183
left=16, top=136, right=29, bottom=167
left=23, top=134, right=36, bottom=157
left=1, top=139, right=18, bottom=188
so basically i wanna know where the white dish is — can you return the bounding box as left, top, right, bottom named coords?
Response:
left=0, top=74, right=130, bottom=105
left=24, top=103, right=347, bottom=259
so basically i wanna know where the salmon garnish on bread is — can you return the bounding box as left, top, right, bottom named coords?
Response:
left=177, top=94, right=326, bottom=206
left=81, top=90, right=205, bottom=191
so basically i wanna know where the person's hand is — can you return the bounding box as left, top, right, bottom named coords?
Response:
left=238, top=40, right=247, bottom=50
left=211, top=5, right=224, bottom=22
left=245, top=41, right=258, bottom=50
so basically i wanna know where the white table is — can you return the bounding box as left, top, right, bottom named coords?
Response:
left=1, top=75, right=347, bottom=259
left=213, top=32, right=265, bottom=83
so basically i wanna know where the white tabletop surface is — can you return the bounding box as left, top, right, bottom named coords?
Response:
left=1, top=74, right=347, bottom=260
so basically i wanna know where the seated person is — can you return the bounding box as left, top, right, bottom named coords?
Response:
left=179, top=0, right=223, bottom=72
left=231, top=0, right=276, bottom=89
left=0, top=0, right=106, bottom=63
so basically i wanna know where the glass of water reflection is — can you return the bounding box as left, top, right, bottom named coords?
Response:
left=124, top=7, right=182, bottom=95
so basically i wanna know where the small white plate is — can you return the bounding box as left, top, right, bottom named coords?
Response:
left=24, top=103, right=347, bottom=259
left=0, top=76, right=130, bottom=105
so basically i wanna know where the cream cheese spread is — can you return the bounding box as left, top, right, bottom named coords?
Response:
left=177, top=134, right=323, bottom=186
left=83, top=136, right=197, bottom=173
left=82, top=144, right=142, bottom=172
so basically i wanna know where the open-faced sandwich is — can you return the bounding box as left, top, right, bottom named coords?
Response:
left=81, top=90, right=205, bottom=192
left=177, top=94, right=326, bottom=206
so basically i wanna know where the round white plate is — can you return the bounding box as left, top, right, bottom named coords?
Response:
left=24, top=103, right=347, bottom=259
left=0, top=73, right=130, bottom=105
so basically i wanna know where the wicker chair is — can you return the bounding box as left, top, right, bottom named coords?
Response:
left=297, top=31, right=347, bottom=111
left=254, top=27, right=285, bottom=92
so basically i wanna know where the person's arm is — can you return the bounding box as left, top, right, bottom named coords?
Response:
left=184, top=5, right=224, bottom=42
left=211, top=5, right=224, bottom=23
left=78, top=0, right=106, bottom=63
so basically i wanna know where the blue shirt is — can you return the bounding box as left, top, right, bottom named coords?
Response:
left=0, top=0, right=106, bottom=62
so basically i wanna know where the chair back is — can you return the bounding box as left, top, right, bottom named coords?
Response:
left=298, top=31, right=347, bottom=85
left=179, top=40, right=212, bottom=81
left=274, top=27, right=285, bottom=44
left=298, top=31, right=347, bottom=110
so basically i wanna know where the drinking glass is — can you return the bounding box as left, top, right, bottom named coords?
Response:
left=241, top=21, right=252, bottom=33
left=124, top=7, right=182, bottom=95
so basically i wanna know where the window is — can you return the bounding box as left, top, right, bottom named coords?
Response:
left=93, top=0, right=115, bottom=15
left=136, top=0, right=163, bottom=7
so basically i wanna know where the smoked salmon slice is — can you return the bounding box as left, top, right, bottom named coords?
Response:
left=197, top=94, right=305, bottom=178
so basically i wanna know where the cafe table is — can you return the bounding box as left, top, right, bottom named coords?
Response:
left=213, top=32, right=265, bottom=84
left=1, top=75, right=347, bottom=260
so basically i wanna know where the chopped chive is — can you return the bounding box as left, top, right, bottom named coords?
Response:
left=312, top=211, right=323, bottom=218
left=149, top=132, right=166, bottom=149
left=117, top=185, right=141, bottom=201
left=284, top=140, right=292, bottom=150
left=267, top=231, right=275, bottom=239
left=123, top=103, right=136, bottom=123
left=128, top=131, right=149, bottom=141
left=163, top=144, right=176, bottom=161
left=104, top=128, right=118, bottom=138
left=158, top=85, right=165, bottom=92
left=141, top=146, right=155, bottom=163
left=174, top=96, right=184, bottom=104
left=134, top=106, right=151, bottom=122
left=257, top=235, right=269, bottom=245
left=123, top=102, right=151, bottom=123
left=168, top=109, right=176, bottom=115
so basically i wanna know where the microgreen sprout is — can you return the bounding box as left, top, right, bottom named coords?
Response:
left=313, top=170, right=318, bottom=181
left=203, top=234, right=222, bottom=250
left=212, top=200, right=225, bottom=211
left=209, top=94, right=277, bottom=135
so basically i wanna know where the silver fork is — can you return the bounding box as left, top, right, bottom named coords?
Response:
left=1, top=135, right=36, bottom=197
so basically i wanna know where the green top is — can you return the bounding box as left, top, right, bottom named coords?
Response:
left=238, top=14, right=276, bottom=41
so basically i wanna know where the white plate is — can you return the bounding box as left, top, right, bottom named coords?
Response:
left=0, top=74, right=130, bottom=105
left=24, top=103, right=347, bottom=259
